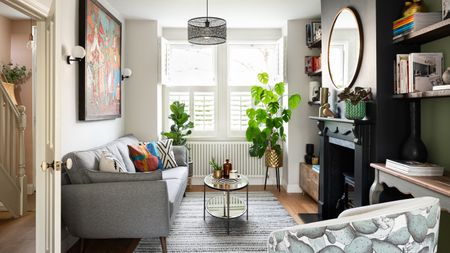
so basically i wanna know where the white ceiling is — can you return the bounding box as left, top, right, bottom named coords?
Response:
left=0, top=2, right=30, bottom=20
left=108, top=0, right=321, bottom=28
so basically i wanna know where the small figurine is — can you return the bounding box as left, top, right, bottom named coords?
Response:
left=322, top=103, right=335, bottom=118
left=403, top=0, right=424, bottom=17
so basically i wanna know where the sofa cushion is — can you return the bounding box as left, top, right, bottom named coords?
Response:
left=128, top=145, right=159, bottom=172
left=162, top=166, right=189, bottom=181
left=99, top=150, right=127, bottom=173
left=172, top=145, right=187, bottom=166
left=85, top=170, right=162, bottom=183
left=157, top=139, right=177, bottom=169
left=141, top=142, right=164, bottom=170
left=63, top=134, right=140, bottom=184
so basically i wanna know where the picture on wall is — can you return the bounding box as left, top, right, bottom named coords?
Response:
left=79, top=0, right=122, bottom=121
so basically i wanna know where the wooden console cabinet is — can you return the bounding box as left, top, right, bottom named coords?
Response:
left=300, top=163, right=319, bottom=202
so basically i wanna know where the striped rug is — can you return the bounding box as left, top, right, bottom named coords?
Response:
left=134, top=192, right=297, bottom=253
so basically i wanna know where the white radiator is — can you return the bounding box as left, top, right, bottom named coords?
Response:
left=187, top=142, right=277, bottom=185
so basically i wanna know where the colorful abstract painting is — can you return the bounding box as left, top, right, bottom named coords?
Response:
left=79, top=0, right=121, bottom=121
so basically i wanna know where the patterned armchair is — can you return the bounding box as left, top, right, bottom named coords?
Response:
left=268, top=197, right=440, bottom=253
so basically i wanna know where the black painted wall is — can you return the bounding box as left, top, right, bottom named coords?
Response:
left=321, top=0, right=410, bottom=162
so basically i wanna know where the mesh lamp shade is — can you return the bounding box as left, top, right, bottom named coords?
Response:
left=188, top=17, right=226, bottom=45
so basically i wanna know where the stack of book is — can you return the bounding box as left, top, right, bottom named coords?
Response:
left=386, top=159, right=444, bottom=176
left=305, top=56, right=321, bottom=74
left=393, top=12, right=442, bottom=39
left=394, top=53, right=444, bottom=94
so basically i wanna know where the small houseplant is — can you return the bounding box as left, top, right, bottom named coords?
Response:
left=1, top=63, right=31, bottom=105
left=162, top=101, right=194, bottom=146
left=245, top=72, right=301, bottom=168
left=209, top=158, right=222, bottom=179
left=338, top=87, right=372, bottom=120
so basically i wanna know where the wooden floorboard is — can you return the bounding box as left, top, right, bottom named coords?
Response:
left=67, top=185, right=317, bottom=253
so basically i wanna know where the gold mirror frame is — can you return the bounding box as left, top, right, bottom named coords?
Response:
left=327, top=7, right=364, bottom=91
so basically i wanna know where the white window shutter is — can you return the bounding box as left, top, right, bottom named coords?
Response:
left=160, top=37, right=168, bottom=84
left=277, top=36, right=286, bottom=82
left=230, top=92, right=251, bottom=131
left=193, top=92, right=215, bottom=131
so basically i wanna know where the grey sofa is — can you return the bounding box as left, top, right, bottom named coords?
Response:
left=61, top=134, right=188, bottom=253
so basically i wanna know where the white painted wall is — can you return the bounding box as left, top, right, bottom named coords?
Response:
left=60, top=0, right=126, bottom=155
left=124, top=20, right=159, bottom=141
left=284, top=19, right=320, bottom=193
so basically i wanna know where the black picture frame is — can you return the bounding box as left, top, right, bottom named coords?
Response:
left=79, top=0, right=122, bottom=121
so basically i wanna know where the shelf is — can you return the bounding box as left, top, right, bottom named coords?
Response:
left=393, top=89, right=450, bottom=100
left=393, top=18, right=450, bottom=44
left=308, top=101, right=321, bottom=106
left=307, top=70, right=322, bottom=77
left=308, top=39, right=322, bottom=48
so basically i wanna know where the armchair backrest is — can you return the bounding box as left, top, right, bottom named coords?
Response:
left=268, top=197, right=440, bottom=253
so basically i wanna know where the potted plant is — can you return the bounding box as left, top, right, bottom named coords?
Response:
left=209, top=158, right=222, bottom=179
left=1, top=63, right=32, bottom=105
left=162, top=101, right=194, bottom=145
left=337, top=87, right=372, bottom=120
left=245, top=72, right=301, bottom=168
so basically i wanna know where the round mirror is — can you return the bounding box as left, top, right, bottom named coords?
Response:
left=328, top=7, right=363, bottom=90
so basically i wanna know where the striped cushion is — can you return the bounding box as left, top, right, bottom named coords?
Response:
left=157, top=139, right=178, bottom=169
left=128, top=145, right=159, bottom=172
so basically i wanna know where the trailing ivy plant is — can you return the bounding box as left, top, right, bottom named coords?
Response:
left=162, top=101, right=194, bottom=146
left=245, top=72, right=301, bottom=158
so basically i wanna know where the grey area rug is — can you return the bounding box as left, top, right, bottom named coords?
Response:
left=134, top=192, right=297, bottom=253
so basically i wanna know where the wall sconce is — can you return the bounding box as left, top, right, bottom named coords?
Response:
left=66, top=46, right=86, bottom=64
left=122, top=68, right=133, bottom=80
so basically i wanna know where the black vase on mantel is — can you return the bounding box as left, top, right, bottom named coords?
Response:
left=401, top=102, right=428, bottom=162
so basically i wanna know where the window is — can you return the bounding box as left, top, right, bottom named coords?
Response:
left=162, top=39, right=283, bottom=139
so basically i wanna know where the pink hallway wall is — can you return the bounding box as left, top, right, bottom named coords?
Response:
left=10, top=20, right=34, bottom=185
left=0, top=16, right=11, bottom=65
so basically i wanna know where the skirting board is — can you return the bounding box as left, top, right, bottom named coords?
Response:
left=286, top=184, right=302, bottom=193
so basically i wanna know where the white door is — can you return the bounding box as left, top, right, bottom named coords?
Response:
left=34, top=0, right=63, bottom=252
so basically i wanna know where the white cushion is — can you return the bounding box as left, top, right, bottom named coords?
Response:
left=99, top=150, right=126, bottom=173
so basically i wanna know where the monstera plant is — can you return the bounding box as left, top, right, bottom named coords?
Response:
left=245, top=72, right=301, bottom=167
left=162, top=101, right=194, bottom=146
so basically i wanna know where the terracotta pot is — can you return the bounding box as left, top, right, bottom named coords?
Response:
left=265, top=149, right=283, bottom=168
left=213, top=169, right=223, bottom=179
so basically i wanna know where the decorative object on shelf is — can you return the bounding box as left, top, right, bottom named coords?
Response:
left=306, top=20, right=321, bottom=47
left=66, top=45, right=86, bottom=64
left=187, top=0, right=226, bottom=45
left=443, top=67, right=450, bottom=84
left=322, top=103, right=335, bottom=118
left=304, top=144, right=314, bottom=164
left=328, top=7, right=363, bottom=91
left=209, top=158, right=222, bottom=179
left=403, top=0, right=424, bottom=17
left=79, top=0, right=122, bottom=121
left=338, top=87, right=372, bottom=120
left=223, top=159, right=232, bottom=179
left=161, top=101, right=194, bottom=146
left=1, top=63, right=31, bottom=105
left=318, top=87, right=329, bottom=117
left=444, top=0, right=450, bottom=20
left=401, top=102, right=428, bottom=162
left=305, top=56, right=321, bottom=75
left=312, top=157, right=319, bottom=165
left=386, top=159, right=444, bottom=176
left=393, top=12, right=440, bottom=38
left=245, top=72, right=301, bottom=159
left=121, top=68, right=132, bottom=80
left=309, top=81, right=321, bottom=103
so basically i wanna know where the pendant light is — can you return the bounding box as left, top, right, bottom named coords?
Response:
left=188, top=0, right=226, bottom=45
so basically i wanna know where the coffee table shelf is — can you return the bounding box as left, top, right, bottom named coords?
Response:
left=206, top=195, right=247, bottom=219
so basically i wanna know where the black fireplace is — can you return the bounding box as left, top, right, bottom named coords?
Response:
left=311, top=116, right=373, bottom=219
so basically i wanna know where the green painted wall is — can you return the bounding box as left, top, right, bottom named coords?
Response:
left=420, top=1, right=450, bottom=252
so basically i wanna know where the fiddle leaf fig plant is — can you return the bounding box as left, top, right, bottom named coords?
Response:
left=162, top=101, right=194, bottom=146
left=245, top=72, right=301, bottom=158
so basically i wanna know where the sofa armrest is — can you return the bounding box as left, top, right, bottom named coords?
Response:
left=62, top=180, right=170, bottom=239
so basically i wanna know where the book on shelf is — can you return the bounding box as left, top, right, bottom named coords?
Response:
left=305, top=55, right=321, bottom=74
left=394, top=53, right=444, bottom=94
left=432, top=84, right=450, bottom=91
left=386, top=159, right=444, bottom=176
left=392, top=12, right=442, bottom=38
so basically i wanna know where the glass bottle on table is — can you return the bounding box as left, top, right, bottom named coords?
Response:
left=223, top=159, right=232, bottom=179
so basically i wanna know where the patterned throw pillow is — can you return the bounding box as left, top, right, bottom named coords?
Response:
left=157, top=139, right=178, bottom=169
left=139, top=141, right=164, bottom=170
left=128, top=145, right=159, bottom=172
left=99, top=150, right=127, bottom=173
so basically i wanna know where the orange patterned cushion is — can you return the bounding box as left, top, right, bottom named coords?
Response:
left=128, top=145, right=159, bottom=172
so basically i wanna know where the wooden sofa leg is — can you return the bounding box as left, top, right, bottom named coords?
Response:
left=79, top=238, right=85, bottom=253
left=160, top=237, right=167, bottom=253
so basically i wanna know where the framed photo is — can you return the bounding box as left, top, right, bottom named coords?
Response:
left=79, top=0, right=122, bottom=121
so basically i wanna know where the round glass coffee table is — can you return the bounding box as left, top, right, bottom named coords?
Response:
left=203, top=174, right=249, bottom=234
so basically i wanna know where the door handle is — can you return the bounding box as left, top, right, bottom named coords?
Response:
left=40, top=158, right=72, bottom=172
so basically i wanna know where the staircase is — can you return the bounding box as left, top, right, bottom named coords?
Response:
left=0, top=83, right=27, bottom=218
